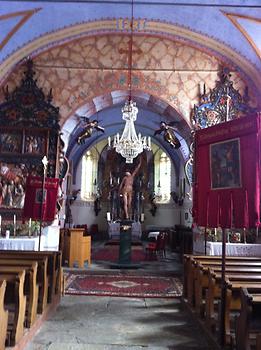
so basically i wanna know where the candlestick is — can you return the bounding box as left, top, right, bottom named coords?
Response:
left=29, top=218, right=32, bottom=236
left=13, top=214, right=16, bottom=236
left=148, top=136, right=151, bottom=148
left=107, top=212, right=111, bottom=222
left=108, top=136, right=111, bottom=147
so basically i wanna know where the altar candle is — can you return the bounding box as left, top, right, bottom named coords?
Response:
left=28, top=218, right=32, bottom=236
left=141, top=213, right=145, bottom=222
left=108, top=136, right=111, bottom=147
left=13, top=214, right=16, bottom=236
left=106, top=212, right=111, bottom=222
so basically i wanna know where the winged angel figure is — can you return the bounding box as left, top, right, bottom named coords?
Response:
left=154, top=121, right=181, bottom=149
left=76, top=114, right=105, bottom=145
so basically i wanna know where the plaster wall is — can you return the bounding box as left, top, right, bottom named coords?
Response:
left=70, top=200, right=189, bottom=234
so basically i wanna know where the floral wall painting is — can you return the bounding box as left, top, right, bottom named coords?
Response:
left=210, top=138, right=241, bottom=190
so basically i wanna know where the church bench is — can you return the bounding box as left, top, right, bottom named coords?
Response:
left=235, top=289, right=261, bottom=350
left=225, top=281, right=261, bottom=347
left=0, top=250, right=62, bottom=303
left=183, top=255, right=261, bottom=304
left=206, top=270, right=261, bottom=344
left=194, top=264, right=261, bottom=316
left=0, top=262, right=39, bottom=327
left=0, top=255, right=48, bottom=313
left=0, top=280, right=8, bottom=350
left=0, top=271, right=26, bottom=346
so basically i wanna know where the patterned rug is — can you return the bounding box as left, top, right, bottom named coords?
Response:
left=64, top=272, right=182, bottom=298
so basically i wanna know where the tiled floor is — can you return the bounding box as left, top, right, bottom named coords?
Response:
left=24, top=243, right=217, bottom=350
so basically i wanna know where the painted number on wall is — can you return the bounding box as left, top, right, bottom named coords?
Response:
left=116, top=18, right=147, bottom=31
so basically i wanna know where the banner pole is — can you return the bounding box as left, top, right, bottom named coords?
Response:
left=219, top=227, right=226, bottom=346
left=38, top=156, right=48, bottom=251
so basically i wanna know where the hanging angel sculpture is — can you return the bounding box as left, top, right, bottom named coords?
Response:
left=154, top=121, right=181, bottom=149
left=76, top=115, right=105, bottom=145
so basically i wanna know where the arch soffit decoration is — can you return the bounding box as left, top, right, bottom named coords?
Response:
left=0, top=18, right=260, bottom=96
left=65, top=93, right=185, bottom=179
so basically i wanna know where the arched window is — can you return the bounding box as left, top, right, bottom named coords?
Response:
left=81, top=149, right=98, bottom=200
left=154, top=150, right=171, bottom=202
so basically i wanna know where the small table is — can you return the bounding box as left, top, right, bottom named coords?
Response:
left=148, top=231, right=160, bottom=240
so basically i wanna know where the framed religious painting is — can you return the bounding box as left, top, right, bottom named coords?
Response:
left=0, top=129, right=23, bottom=154
left=23, top=130, right=48, bottom=156
left=210, top=138, right=242, bottom=189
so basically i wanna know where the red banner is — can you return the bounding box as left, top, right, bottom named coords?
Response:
left=193, top=114, right=260, bottom=229
left=23, top=176, right=59, bottom=221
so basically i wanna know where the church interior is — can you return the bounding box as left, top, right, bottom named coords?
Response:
left=0, top=0, right=260, bottom=349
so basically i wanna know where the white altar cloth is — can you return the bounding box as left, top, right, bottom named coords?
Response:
left=206, top=242, right=261, bottom=256
left=108, top=222, right=142, bottom=239
left=0, top=237, right=45, bottom=251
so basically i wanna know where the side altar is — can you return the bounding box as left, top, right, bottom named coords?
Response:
left=0, top=59, right=66, bottom=247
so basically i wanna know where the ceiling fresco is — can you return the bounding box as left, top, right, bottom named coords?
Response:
left=0, top=0, right=259, bottom=165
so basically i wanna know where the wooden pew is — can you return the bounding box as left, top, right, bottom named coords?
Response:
left=0, top=271, right=26, bottom=346
left=0, top=262, right=39, bottom=327
left=0, top=280, right=8, bottom=350
left=225, top=281, right=261, bottom=346
left=0, top=255, right=48, bottom=313
left=0, top=250, right=62, bottom=303
left=184, top=255, right=261, bottom=306
left=206, top=270, right=261, bottom=344
left=194, top=263, right=261, bottom=316
left=236, top=289, right=261, bottom=350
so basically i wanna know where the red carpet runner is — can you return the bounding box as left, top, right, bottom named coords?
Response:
left=65, top=272, right=182, bottom=298
left=92, top=246, right=150, bottom=262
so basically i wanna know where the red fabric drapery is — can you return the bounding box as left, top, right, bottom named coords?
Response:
left=193, top=114, right=260, bottom=229
left=23, top=176, right=59, bottom=221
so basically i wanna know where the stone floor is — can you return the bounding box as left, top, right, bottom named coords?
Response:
left=23, top=243, right=217, bottom=350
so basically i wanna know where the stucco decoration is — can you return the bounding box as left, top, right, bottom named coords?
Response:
left=1, top=35, right=253, bottom=128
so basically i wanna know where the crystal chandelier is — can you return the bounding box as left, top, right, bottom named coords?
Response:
left=108, top=0, right=151, bottom=163
left=110, top=100, right=151, bottom=163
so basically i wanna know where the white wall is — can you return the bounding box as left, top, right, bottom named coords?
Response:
left=69, top=199, right=192, bottom=235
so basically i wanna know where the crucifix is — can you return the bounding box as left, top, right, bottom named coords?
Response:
left=118, top=3, right=142, bottom=100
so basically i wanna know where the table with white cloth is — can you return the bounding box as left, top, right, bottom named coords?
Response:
left=0, top=236, right=45, bottom=251
left=206, top=242, right=261, bottom=256
left=108, top=222, right=142, bottom=240
left=148, top=231, right=160, bottom=240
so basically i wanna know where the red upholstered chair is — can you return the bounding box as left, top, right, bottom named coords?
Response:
left=145, top=232, right=167, bottom=259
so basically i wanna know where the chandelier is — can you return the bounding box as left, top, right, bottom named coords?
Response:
left=109, top=0, right=151, bottom=163
left=110, top=100, right=151, bottom=163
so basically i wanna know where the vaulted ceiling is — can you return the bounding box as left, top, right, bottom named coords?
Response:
left=0, top=0, right=260, bottom=163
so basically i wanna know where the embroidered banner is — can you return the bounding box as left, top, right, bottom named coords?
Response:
left=193, top=114, right=260, bottom=228
left=23, top=176, right=59, bottom=221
